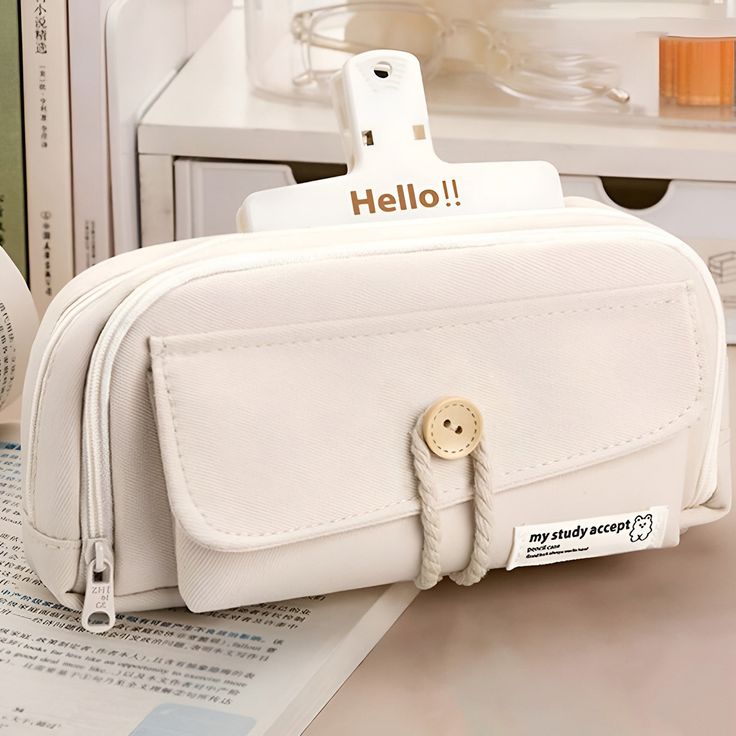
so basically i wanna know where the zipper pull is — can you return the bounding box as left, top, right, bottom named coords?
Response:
left=81, top=540, right=116, bottom=633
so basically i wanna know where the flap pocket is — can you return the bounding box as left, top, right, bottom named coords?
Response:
left=150, top=281, right=703, bottom=552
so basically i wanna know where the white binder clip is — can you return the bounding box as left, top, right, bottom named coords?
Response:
left=237, top=50, right=563, bottom=233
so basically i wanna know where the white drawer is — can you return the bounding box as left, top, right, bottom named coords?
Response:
left=174, top=159, right=295, bottom=239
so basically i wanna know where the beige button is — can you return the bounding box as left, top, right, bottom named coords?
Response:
left=422, top=397, right=483, bottom=459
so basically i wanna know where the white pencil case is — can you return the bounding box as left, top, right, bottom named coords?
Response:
left=20, top=198, right=730, bottom=631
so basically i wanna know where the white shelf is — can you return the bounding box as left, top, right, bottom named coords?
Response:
left=139, top=7, right=736, bottom=181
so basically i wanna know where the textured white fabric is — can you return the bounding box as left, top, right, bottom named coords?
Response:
left=20, top=199, right=729, bottom=617
left=174, top=433, right=694, bottom=612
left=149, top=280, right=702, bottom=552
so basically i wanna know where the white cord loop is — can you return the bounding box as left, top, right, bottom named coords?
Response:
left=411, top=414, right=494, bottom=590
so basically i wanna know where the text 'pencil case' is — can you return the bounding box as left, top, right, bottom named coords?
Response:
left=21, top=51, right=731, bottom=632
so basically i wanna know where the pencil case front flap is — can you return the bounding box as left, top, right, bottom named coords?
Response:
left=148, top=264, right=707, bottom=611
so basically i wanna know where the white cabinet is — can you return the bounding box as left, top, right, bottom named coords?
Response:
left=174, top=160, right=295, bottom=239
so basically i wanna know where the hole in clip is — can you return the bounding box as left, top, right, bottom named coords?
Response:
left=413, top=125, right=426, bottom=140
left=373, top=61, right=392, bottom=79
left=87, top=612, right=111, bottom=628
left=362, top=130, right=374, bottom=146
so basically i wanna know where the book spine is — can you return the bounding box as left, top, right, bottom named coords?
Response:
left=68, top=0, right=114, bottom=273
left=0, top=0, right=28, bottom=281
left=20, top=0, right=75, bottom=311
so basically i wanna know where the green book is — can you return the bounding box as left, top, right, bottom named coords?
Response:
left=0, top=0, right=27, bottom=281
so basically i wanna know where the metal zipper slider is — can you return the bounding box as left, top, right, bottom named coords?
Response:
left=81, top=539, right=116, bottom=633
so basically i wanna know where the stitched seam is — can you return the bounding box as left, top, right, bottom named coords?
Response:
left=503, top=284, right=705, bottom=478
left=686, top=283, right=705, bottom=402
left=161, top=297, right=679, bottom=357
left=684, top=283, right=707, bottom=507
left=502, top=411, right=695, bottom=474
left=24, top=519, right=82, bottom=550
left=28, top=538, right=81, bottom=551
left=160, top=290, right=703, bottom=539
left=161, top=354, right=426, bottom=536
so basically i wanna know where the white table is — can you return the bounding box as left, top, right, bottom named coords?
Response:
left=305, top=348, right=736, bottom=735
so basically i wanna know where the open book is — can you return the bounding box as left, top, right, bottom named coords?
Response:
left=0, top=443, right=417, bottom=735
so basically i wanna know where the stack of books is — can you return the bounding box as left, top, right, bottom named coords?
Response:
left=0, top=0, right=229, bottom=312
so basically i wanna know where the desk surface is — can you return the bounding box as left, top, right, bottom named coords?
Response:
left=306, top=347, right=736, bottom=736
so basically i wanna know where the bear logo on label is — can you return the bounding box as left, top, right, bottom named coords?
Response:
left=629, top=513, right=654, bottom=542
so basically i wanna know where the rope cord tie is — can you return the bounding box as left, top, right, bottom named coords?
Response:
left=411, top=414, right=493, bottom=590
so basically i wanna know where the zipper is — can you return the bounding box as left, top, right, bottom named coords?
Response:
left=80, top=539, right=115, bottom=632
left=25, top=238, right=228, bottom=630
left=25, top=236, right=232, bottom=506
left=24, top=276, right=140, bottom=633
left=26, top=278, right=128, bottom=498
left=79, top=215, right=705, bottom=630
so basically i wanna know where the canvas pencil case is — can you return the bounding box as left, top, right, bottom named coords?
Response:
left=21, top=52, right=731, bottom=632
left=20, top=197, right=730, bottom=631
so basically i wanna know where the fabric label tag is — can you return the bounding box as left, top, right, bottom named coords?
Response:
left=506, top=506, right=669, bottom=570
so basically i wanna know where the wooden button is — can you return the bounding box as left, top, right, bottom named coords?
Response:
left=422, top=397, right=483, bottom=459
